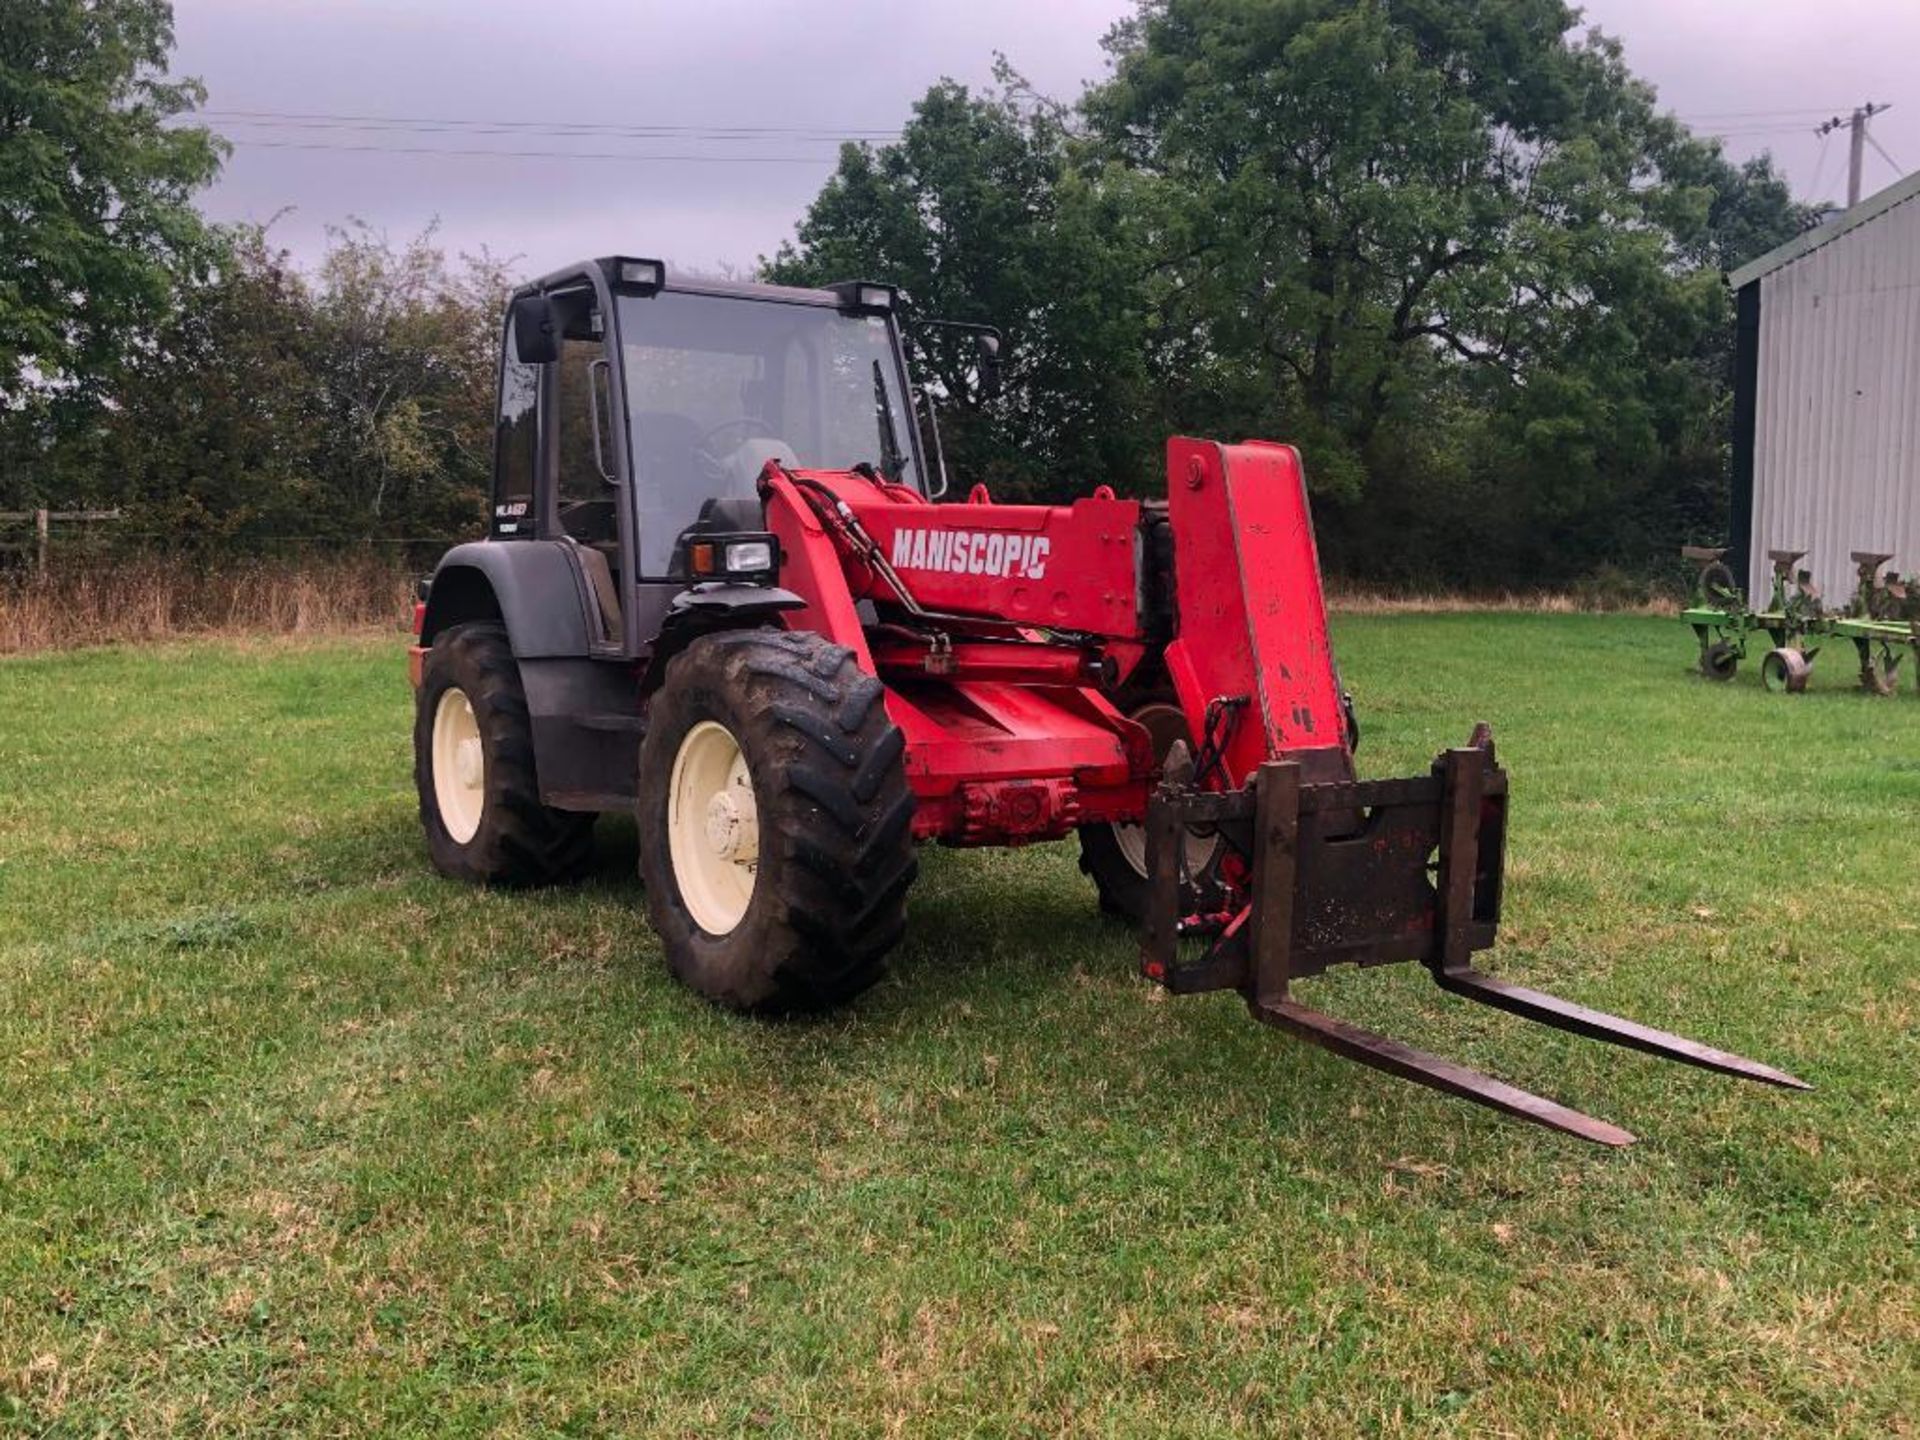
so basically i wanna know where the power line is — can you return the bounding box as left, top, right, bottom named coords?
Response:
left=207, top=129, right=1825, bottom=168
left=1675, top=106, right=1853, bottom=121
left=220, top=138, right=856, bottom=164
left=186, top=104, right=1854, bottom=152
left=196, top=108, right=903, bottom=140
left=207, top=119, right=888, bottom=144
left=185, top=107, right=903, bottom=164
left=189, top=101, right=1856, bottom=137
left=1808, top=131, right=1834, bottom=201
left=183, top=104, right=1884, bottom=178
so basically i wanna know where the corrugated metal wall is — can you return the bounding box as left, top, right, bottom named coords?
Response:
left=1750, top=194, right=1920, bottom=601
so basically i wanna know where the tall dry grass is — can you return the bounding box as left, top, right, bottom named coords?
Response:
left=0, top=552, right=417, bottom=656
left=1326, top=563, right=1685, bottom=616
left=1325, top=585, right=1681, bottom=616
left=0, top=550, right=1684, bottom=657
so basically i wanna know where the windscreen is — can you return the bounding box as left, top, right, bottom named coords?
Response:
left=618, top=290, right=918, bottom=576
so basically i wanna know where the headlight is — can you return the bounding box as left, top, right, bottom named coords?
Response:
left=684, top=532, right=779, bottom=582
left=724, top=540, right=775, bottom=574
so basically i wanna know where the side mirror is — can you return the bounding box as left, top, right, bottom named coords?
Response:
left=509, top=294, right=558, bottom=365
left=974, top=331, right=1003, bottom=399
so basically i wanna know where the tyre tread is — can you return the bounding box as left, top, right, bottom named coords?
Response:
left=414, top=623, right=594, bottom=887
left=638, top=629, right=917, bottom=1011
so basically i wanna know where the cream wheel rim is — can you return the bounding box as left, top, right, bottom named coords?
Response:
left=668, top=720, right=759, bottom=936
left=1115, top=700, right=1221, bottom=880
left=432, top=687, right=486, bottom=844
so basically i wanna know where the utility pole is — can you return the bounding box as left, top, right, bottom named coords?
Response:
left=1818, top=102, right=1892, bottom=208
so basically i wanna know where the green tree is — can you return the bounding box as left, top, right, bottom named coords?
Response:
left=0, top=0, right=223, bottom=406
left=81, top=225, right=505, bottom=548
left=764, top=69, right=1161, bottom=499
left=299, top=224, right=508, bottom=537
left=83, top=227, right=325, bottom=542
left=1084, top=0, right=1808, bottom=581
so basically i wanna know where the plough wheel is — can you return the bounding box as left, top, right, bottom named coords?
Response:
left=1699, top=640, right=1740, bottom=682
left=1761, top=647, right=1811, bottom=694
left=1700, top=560, right=1743, bottom=612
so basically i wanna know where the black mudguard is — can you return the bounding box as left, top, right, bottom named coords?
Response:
left=641, top=583, right=809, bottom=693
left=422, top=541, right=595, bottom=658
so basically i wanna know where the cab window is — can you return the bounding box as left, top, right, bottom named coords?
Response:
left=492, top=316, right=538, bottom=536
left=550, top=291, right=619, bottom=548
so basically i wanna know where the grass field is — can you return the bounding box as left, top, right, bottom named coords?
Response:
left=2, top=615, right=1916, bottom=1436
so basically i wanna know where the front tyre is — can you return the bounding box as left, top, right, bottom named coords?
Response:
left=414, top=623, right=595, bottom=885
left=637, top=629, right=918, bottom=1012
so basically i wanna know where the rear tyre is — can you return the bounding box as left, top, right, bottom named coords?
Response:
left=637, top=629, right=918, bottom=1012
left=1078, top=690, right=1222, bottom=924
left=414, top=623, right=595, bottom=885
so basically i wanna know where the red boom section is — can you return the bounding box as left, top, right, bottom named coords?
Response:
left=1162, top=439, right=1350, bottom=787
left=840, top=477, right=1142, bottom=635
left=760, top=466, right=1152, bottom=845
left=758, top=444, right=1352, bottom=845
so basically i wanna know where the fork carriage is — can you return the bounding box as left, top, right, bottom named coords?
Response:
left=1141, top=729, right=1805, bottom=1147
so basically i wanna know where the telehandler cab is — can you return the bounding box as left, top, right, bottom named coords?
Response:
left=410, top=256, right=1805, bottom=1145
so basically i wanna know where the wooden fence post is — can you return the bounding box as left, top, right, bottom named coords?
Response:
left=1, top=508, right=118, bottom=574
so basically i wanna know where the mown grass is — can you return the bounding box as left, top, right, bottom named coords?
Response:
left=1, top=615, right=1916, bottom=1437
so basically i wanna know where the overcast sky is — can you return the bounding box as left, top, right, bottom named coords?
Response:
left=171, top=0, right=1918, bottom=280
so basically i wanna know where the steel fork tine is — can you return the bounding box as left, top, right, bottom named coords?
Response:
left=1433, top=968, right=1811, bottom=1090
left=1254, top=999, right=1637, bottom=1147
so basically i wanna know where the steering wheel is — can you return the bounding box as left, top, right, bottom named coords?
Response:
left=693, top=416, right=773, bottom=470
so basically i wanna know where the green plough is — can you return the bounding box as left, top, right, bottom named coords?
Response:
left=1683, top=546, right=1920, bottom=695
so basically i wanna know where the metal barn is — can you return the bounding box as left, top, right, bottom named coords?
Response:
left=1728, top=171, right=1920, bottom=602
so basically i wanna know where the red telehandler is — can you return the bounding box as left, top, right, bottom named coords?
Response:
left=410, top=257, right=1805, bottom=1145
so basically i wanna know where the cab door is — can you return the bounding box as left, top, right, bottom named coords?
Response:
left=537, top=278, right=630, bottom=655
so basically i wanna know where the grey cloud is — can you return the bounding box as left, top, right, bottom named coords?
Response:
left=173, top=0, right=1131, bottom=273
left=1580, top=0, right=1918, bottom=210
left=172, top=0, right=1916, bottom=279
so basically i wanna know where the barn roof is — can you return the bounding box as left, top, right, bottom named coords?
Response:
left=1727, top=168, right=1920, bottom=291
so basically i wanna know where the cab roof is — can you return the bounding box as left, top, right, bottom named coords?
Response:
left=520, top=257, right=878, bottom=311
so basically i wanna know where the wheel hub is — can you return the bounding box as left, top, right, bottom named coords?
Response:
left=703, top=785, right=759, bottom=864
left=431, top=686, right=486, bottom=845
left=455, top=736, right=483, bottom=789
left=667, top=720, right=760, bottom=935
